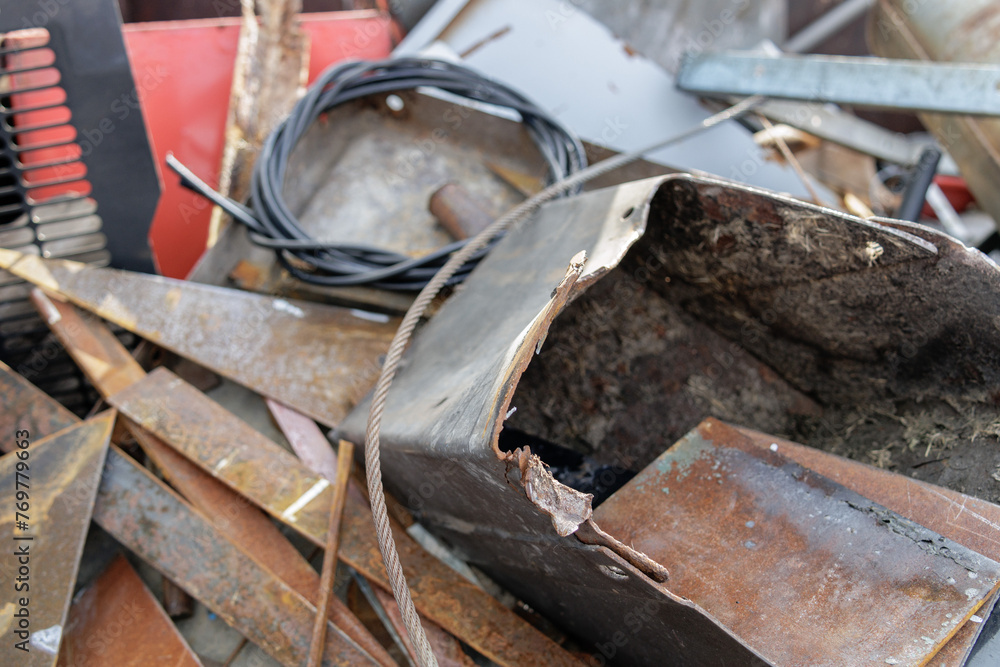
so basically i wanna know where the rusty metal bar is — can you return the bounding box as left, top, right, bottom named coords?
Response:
left=0, top=249, right=398, bottom=427
left=593, top=418, right=1000, bottom=666
left=0, top=412, right=114, bottom=667
left=308, top=440, right=355, bottom=667
left=56, top=554, right=202, bottom=667
left=106, top=368, right=583, bottom=667
left=32, top=291, right=394, bottom=667
left=429, top=184, right=495, bottom=241
left=93, top=445, right=379, bottom=667
left=0, top=360, right=77, bottom=454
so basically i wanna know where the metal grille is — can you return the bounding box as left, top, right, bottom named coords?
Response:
left=0, top=28, right=131, bottom=414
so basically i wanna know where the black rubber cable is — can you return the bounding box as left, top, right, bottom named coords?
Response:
left=167, top=57, right=587, bottom=290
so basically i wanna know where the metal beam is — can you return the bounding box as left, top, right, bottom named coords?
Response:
left=678, top=52, right=1000, bottom=116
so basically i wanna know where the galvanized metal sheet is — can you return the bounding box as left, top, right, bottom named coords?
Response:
left=93, top=446, right=378, bottom=667
left=105, top=368, right=585, bottom=667
left=677, top=52, right=1000, bottom=116
left=0, top=248, right=398, bottom=427
left=0, top=360, right=77, bottom=454
left=593, top=418, right=1000, bottom=666
left=32, top=292, right=394, bottom=667
left=0, top=413, right=113, bottom=666
left=57, top=554, right=202, bottom=667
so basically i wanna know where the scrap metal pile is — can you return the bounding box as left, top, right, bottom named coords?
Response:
left=4, top=1, right=1000, bottom=666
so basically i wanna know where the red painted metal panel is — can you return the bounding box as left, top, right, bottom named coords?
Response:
left=122, top=12, right=394, bottom=279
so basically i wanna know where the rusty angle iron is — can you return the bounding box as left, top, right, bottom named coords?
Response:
left=0, top=412, right=113, bottom=667
left=594, top=418, right=1000, bottom=665
left=30, top=291, right=396, bottom=667
left=56, top=554, right=202, bottom=667
left=326, top=173, right=1000, bottom=665
left=0, top=247, right=398, bottom=427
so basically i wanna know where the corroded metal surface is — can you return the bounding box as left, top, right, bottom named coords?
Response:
left=738, top=425, right=1000, bottom=563
left=34, top=292, right=393, bottom=667
left=57, top=554, right=202, bottom=667
left=0, top=248, right=398, bottom=427
left=738, top=425, right=1000, bottom=665
left=0, top=413, right=114, bottom=667
left=593, top=418, right=1000, bottom=666
left=0, top=361, right=78, bottom=454
left=29, top=289, right=146, bottom=398
left=106, top=368, right=585, bottom=667
left=92, top=446, right=378, bottom=667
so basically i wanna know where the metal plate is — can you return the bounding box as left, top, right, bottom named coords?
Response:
left=593, top=418, right=1000, bottom=666
left=0, top=413, right=113, bottom=666
left=57, top=554, right=202, bottom=667
left=0, top=249, right=398, bottom=427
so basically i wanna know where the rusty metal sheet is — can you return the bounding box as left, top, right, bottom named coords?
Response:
left=32, top=291, right=393, bottom=667
left=372, top=582, right=476, bottom=667
left=30, top=289, right=146, bottom=398
left=593, top=418, right=1000, bottom=666
left=0, top=361, right=77, bottom=454
left=92, top=445, right=378, bottom=667
left=0, top=248, right=398, bottom=427
left=105, top=367, right=586, bottom=667
left=0, top=413, right=113, bottom=666
left=737, top=425, right=1000, bottom=563
left=736, top=425, right=1000, bottom=666
left=57, top=554, right=202, bottom=667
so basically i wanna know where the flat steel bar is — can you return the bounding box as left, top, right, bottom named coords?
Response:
left=56, top=554, right=203, bottom=667
left=107, top=368, right=583, bottom=667
left=92, top=445, right=378, bottom=667
left=0, top=249, right=398, bottom=427
left=0, top=360, right=78, bottom=454
left=678, top=52, right=1000, bottom=116
left=593, top=418, right=1000, bottom=666
left=0, top=413, right=114, bottom=667
left=32, top=291, right=394, bottom=667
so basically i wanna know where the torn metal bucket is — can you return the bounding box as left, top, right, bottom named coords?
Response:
left=337, top=173, right=1000, bottom=665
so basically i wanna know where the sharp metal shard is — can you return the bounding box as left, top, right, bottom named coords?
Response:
left=0, top=413, right=114, bottom=667
left=56, top=555, right=203, bottom=667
